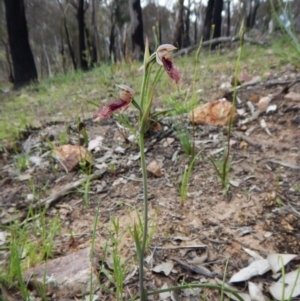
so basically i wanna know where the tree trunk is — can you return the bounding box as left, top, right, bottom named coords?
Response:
left=77, top=0, right=88, bottom=70
left=203, top=0, right=215, bottom=41
left=1, top=38, right=14, bottom=83
left=212, top=0, right=223, bottom=39
left=109, top=23, right=117, bottom=62
left=129, top=0, right=144, bottom=60
left=57, top=0, right=77, bottom=70
left=4, top=0, right=38, bottom=89
left=90, top=0, right=98, bottom=65
left=226, top=0, right=231, bottom=36
left=203, top=0, right=223, bottom=45
left=173, top=0, right=184, bottom=49
left=183, top=1, right=191, bottom=48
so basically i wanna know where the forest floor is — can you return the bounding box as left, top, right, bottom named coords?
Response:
left=1, top=40, right=300, bottom=301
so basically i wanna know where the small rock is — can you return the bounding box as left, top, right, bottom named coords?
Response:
left=23, top=248, right=100, bottom=298
left=243, top=75, right=261, bottom=86
left=257, top=95, right=273, bottom=112
left=220, top=82, right=232, bottom=90
left=147, top=160, right=164, bottom=177
left=189, top=99, right=237, bottom=126
left=26, top=194, right=35, bottom=202
left=163, top=137, right=175, bottom=147
left=284, top=92, right=300, bottom=102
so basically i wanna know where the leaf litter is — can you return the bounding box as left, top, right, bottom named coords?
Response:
left=0, top=67, right=300, bottom=300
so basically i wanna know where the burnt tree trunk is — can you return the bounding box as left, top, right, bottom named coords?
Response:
left=109, top=23, right=117, bottom=62
left=77, top=0, right=89, bottom=70
left=57, top=0, right=77, bottom=70
left=89, top=0, right=98, bottom=65
left=203, top=0, right=223, bottom=46
left=129, top=0, right=144, bottom=60
left=246, top=0, right=260, bottom=28
left=173, top=0, right=184, bottom=49
left=203, top=0, right=215, bottom=41
left=226, top=0, right=231, bottom=36
left=183, top=2, right=191, bottom=48
left=4, top=0, right=38, bottom=89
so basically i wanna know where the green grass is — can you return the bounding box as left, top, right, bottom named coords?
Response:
left=0, top=37, right=299, bottom=300
left=0, top=39, right=289, bottom=142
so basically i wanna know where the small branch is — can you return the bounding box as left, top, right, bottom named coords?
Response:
left=2, top=169, right=106, bottom=224
left=173, top=258, right=222, bottom=278
left=175, top=36, right=267, bottom=56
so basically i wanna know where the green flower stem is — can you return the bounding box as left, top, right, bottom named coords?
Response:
left=129, top=283, right=245, bottom=301
left=136, top=50, right=158, bottom=301
left=139, top=53, right=156, bottom=111
left=137, top=131, right=148, bottom=300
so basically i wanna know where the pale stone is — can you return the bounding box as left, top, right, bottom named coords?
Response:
left=23, top=248, right=100, bottom=298
left=147, top=160, right=164, bottom=177
left=188, top=99, right=237, bottom=126
left=284, top=92, right=300, bottom=102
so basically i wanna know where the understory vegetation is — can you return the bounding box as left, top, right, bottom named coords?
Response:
left=0, top=33, right=300, bottom=301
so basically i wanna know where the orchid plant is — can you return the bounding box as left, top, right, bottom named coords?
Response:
left=93, top=43, right=244, bottom=301
left=93, top=42, right=180, bottom=300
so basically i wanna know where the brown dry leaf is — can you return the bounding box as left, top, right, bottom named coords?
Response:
left=53, top=144, right=93, bottom=172
left=152, top=261, right=174, bottom=276
left=249, top=94, right=260, bottom=103
left=147, top=160, right=164, bottom=177
left=189, top=99, right=237, bottom=126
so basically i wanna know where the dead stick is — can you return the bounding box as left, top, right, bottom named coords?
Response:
left=3, top=168, right=107, bottom=224
left=233, top=132, right=261, bottom=147
left=173, top=258, right=222, bottom=279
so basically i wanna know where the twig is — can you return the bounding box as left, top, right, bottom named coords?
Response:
left=175, top=36, right=267, bottom=56
left=173, top=258, right=222, bottom=279
left=150, top=244, right=207, bottom=250
left=233, top=132, right=261, bottom=147
left=268, top=159, right=300, bottom=170
left=2, top=168, right=107, bottom=224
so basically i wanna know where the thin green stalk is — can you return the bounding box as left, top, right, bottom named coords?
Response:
left=222, top=23, right=244, bottom=190
left=138, top=131, right=148, bottom=300
left=89, top=201, right=100, bottom=301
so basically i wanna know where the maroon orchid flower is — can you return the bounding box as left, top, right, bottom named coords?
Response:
left=156, top=44, right=181, bottom=84
left=93, top=85, right=134, bottom=121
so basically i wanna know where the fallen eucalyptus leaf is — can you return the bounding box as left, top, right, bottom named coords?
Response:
left=248, top=282, right=266, bottom=301
left=152, top=261, right=174, bottom=276
left=215, top=279, right=251, bottom=301
left=229, top=259, right=270, bottom=283
left=159, top=283, right=171, bottom=300
left=236, top=227, right=254, bottom=236
left=267, top=254, right=298, bottom=273
left=269, top=269, right=300, bottom=300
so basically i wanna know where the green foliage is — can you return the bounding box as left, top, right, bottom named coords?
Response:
left=0, top=206, right=61, bottom=299
left=100, top=216, right=127, bottom=301
left=14, top=153, right=30, bottom=172
left=208, top=145, right=232, bottom=193
left=176, top=126, right=194, bottom=156
left=180, top=151, right=201, bottom=205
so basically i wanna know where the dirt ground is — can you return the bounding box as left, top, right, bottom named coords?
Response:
left=1, top=69, right=300, bottom=300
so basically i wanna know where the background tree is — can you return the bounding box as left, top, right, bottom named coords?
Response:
left=129, top=0, right=144, bottom=60
left=246, top=0, right=260, bottom=29
left=4, top=0, right=38, bottom=88
left=203, top=0, right=224, bottom=42
left=71, top=0, right=89, bottom=71
left=109, top=0, right=129, bottom=62
left=173, top=0, right=184, bottom=48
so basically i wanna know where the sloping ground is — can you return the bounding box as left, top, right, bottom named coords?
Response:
left=0, top=44, right=300, bottom=300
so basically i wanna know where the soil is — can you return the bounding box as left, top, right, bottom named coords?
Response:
left=1, top=72, right=300, bottom=301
